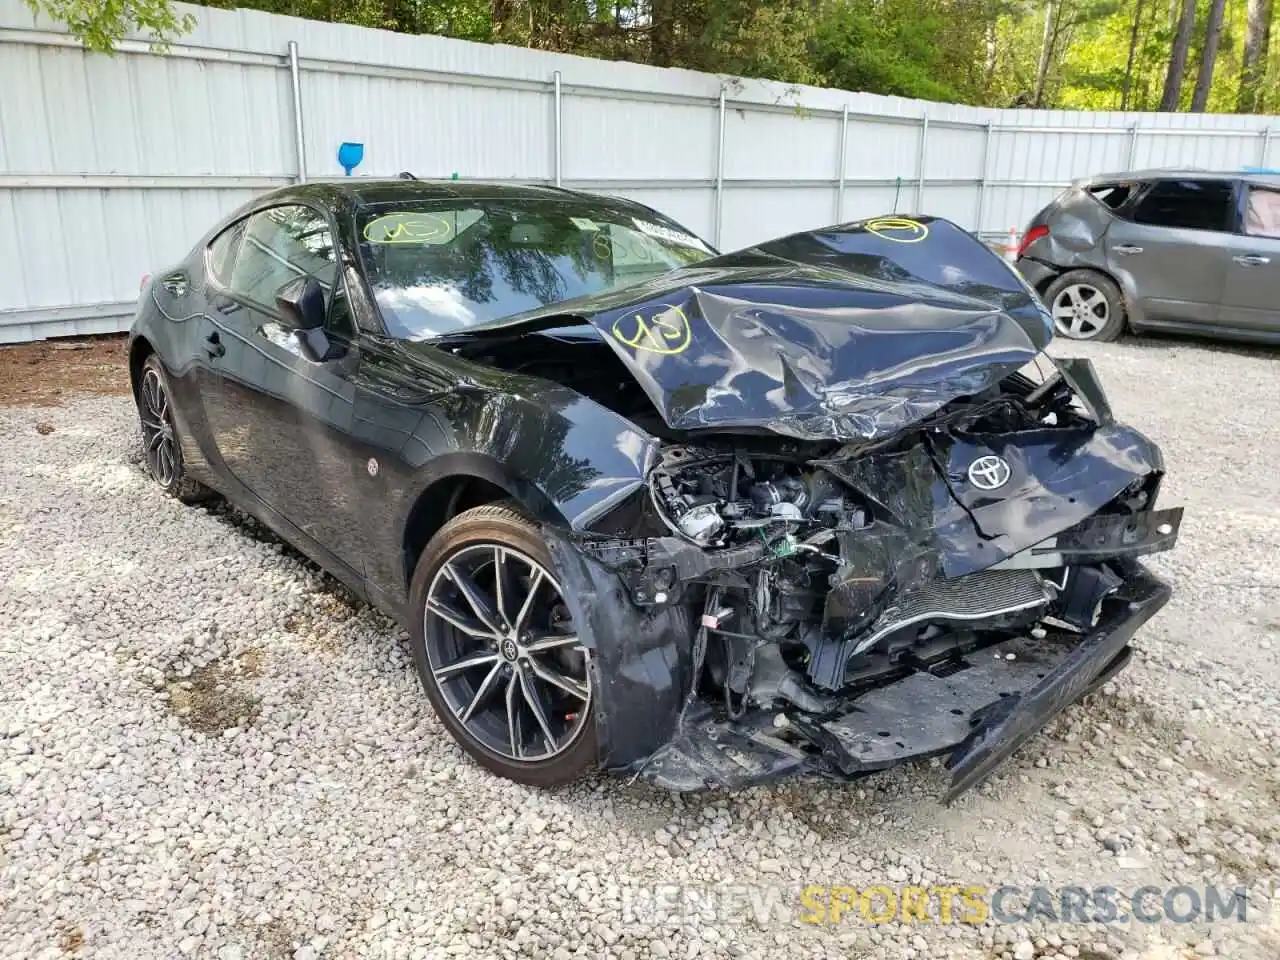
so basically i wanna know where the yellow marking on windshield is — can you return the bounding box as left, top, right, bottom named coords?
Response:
left=612, top=304, right=692, bottom=355
left=363, top=212, right=453, bottom=244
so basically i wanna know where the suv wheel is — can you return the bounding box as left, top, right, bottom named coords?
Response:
left=1044, top=270, right=1127, bottom=341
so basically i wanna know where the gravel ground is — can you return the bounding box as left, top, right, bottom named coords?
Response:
left=2, top=336, right=1279, bottom=960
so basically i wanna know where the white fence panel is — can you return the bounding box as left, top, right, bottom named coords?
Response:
left=845, top=117, right=922, bottom=184
left=723, top=187, right=835, bottom=250
left=0, top=0, right=1275, bottom=342
left=563, top=97, right=716, bottom=183
left=723, top=110, right=841, bottom=182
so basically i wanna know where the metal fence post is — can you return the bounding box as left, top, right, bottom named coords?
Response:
left=835, top=103, right=848, bottom=222
left=287, top=41, right=307, bottom=183
left=975, top=121, right=992, bottom=237
left=1127, top=124, right=1139, bottom=170
left=1260, top=128, right=1272, bottom=167
left=714, top=88, right=726, bottom=248
left=553, top=71, right=563, bottom=187
left=915, top=110, right=929, bottom=212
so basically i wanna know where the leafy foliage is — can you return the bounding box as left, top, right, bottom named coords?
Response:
left=27, top=0, right=1280, bottom=112
left=24, top=0, right=195, bottom=51
left=809, top=1, right=970, bottom=102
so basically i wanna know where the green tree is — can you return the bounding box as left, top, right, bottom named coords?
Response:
left=23, top=0, right=194, bottom=51
left=1238, top=0, right=1273, bottom=110
left=808, top=0, right=973, bottom=102
left=24, top=0, right=1280, bottom=114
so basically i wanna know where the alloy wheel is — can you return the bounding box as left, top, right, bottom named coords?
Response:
left=424, top=544, right=590, bottom=762
left=1051, top=283, right=1110, bottom=339
left=139, top=367, right=179, bottom=486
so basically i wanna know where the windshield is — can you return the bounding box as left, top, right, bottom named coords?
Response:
left=356, top=198, right=714, bottom=340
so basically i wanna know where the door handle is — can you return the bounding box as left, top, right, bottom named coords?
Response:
left=1113, top=244, right=1143, bottom=255
left=205, top=331, right=226, bottom=359
left=1233, top=254, right=1271, bottom=266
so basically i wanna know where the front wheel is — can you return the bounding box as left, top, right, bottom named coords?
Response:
left=1044, top=270, right=1127, bottom=341
left=408, top=504, right=596, bottom=786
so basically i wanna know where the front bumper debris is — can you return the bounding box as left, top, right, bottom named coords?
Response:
left=632, top=562, right=1170, bottom=802
left=942, top=560, right=1168, bottom=801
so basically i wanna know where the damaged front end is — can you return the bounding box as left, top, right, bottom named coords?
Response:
left=546, top=358, right=1177, bottom=802
left=457, top=216, right=1178, bottom=800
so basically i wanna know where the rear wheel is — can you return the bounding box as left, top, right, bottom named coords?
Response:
left=136, top=355, right=213, bottom=503
left=409, top=504, right=595, bottom=786
left=1044, top=270, right=1127, bottom=341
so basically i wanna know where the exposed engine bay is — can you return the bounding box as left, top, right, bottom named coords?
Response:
left=550, top=357, right=1181, bottom=799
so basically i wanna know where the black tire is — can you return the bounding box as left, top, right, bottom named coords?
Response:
left=1043, top=269, right=1127, bottom=342
left=409, top=503, right=596, bottom=787
left=136, top=355, right=214, bottom=504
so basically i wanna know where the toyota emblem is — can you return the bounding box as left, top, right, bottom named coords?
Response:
left=967, top=455, right=1012, bottom=491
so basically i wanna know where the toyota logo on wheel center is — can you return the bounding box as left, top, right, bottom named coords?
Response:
left=967, top=455, right=1012, bottom=491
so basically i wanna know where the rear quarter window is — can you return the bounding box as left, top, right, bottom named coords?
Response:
left=1087, top=183, right=1134, bottom=210
left=206, top=221, right=245, bottom=285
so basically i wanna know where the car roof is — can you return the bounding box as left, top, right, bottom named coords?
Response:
left=1080, top=168, right=1280, bottom=188
left=250, top=178, right=639, bottom=213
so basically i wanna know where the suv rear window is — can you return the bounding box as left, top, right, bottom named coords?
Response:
left=1132, top=179, right=1233, bottom=232
left=1088, top=183, right=1134, bottom=209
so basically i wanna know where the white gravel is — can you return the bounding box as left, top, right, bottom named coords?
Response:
left=2, top=336, right=1279, bottom=960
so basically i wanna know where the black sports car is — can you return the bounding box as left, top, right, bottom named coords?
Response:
left=129, top=180, right=1181, bottom=800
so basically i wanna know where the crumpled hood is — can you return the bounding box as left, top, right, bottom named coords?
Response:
left=591, top=217, right=1052, bottom=441
left=455, top=216, right=1053, bottom=442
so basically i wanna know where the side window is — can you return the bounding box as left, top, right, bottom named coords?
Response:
left=206, top=221, right=245, bottom=285
left=1087, top=183, right=1134, bottom=210
left=1244, top=187, right=1280, bottom=238
left=1132, top=180, right=1233, bottom=232
left=227, top=205, right=337, bottom=308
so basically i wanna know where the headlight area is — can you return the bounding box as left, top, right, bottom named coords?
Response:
left=551, top=366, right=1180, bottom=800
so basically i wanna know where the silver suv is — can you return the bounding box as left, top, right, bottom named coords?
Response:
left=1016, top=169, right=1280, bottom=343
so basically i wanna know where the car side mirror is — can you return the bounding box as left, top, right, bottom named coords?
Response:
left=275, top=275, right=326, bottom=332
left=275, top=275, right=344, bottom=363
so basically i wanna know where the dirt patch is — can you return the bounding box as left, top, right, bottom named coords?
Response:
left=282, top=585, right=363, bottom=656
left=0, top=335, right=130, bottom=407
left=257, top=919, right=299, bottom=959
left=237, top=647, right=266, bottom=678
left=166, top=651, right=264, bottom=735
left=57, top=924, right=84, bottom=954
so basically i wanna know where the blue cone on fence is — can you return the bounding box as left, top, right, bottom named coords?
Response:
left=338, top=142, right=364, bottom=176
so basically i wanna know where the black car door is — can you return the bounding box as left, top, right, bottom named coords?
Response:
left=141, top=223, right=245, bottom=482
left=203, top=203, right=367, bottom=574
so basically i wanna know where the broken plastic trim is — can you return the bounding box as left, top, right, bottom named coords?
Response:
left=944, top=561, right=1169, bottom=800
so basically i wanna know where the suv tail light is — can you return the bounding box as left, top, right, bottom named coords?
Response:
left=1017, top=225, right=1048, bottom=258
